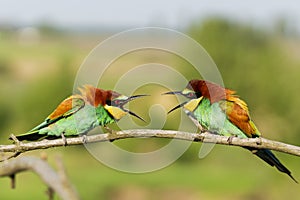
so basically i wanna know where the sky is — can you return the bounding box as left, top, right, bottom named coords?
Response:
left=0, top=0, right=299, bottom=30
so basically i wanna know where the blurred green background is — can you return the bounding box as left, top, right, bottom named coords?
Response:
left=1, top=2, right=300, bottom=199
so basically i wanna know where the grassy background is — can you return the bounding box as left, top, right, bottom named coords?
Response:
left=1, top=18, right=300, bottom=199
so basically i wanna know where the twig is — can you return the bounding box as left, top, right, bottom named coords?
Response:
left=55, top=155, right=79, bottom=199
left=0, top=129, right=299, bottom=159
left=0, top=156, right=80, bottom=200
left=10, top=174, right=15, bottom=189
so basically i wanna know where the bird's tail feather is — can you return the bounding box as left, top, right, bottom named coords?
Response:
left=245, top=147, right=298, bottom=183
left=10, top=131, right=48, bottom=141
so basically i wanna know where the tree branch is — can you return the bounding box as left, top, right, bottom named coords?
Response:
left=0, top=129, right=299, bottom=159
left=0, top=156, right=79, bottom=200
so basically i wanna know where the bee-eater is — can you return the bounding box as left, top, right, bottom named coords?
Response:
left=165, top=79, right=297, bottom=183
left=13, top=85, right=145, bottom=141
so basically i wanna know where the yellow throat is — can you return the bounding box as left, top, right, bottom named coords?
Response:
left=104, top=105, right=127, bottom=120
left=183, top=96, right=203, bottom=112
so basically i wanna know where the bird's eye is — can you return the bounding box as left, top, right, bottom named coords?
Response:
left=113, top=100, right=120, bottom=105
left=188, top=92, right=195, bottom=98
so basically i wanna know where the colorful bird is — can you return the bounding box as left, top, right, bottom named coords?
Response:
left=165, top=79, right=297, bottom=183
left=12, top=85, right=146, bottom=141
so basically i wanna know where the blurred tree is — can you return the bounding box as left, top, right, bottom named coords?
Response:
left=0, top=101, right=11, bottom=134
left=37, top=22, right=64, bottom=37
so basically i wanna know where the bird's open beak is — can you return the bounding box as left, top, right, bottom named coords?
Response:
left=162, top=91, right=187, bottom=114
left=121, top=94, right=148, bottom=122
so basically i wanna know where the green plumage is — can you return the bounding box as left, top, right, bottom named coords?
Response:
left=188, top=97, right=297, bottom=183
left=192, top=98, right=249, bottom=137
left=15, top=105, right=115, bottom=141
left=167, top=79, right=297, bottom=182
left=13, top=85, right=146, bottom=141
left=193, top=98, right=247, bottom=138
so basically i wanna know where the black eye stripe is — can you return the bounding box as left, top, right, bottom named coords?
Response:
left=106, top=99, right=111, bottom=105
left=195, top=92, right=202, bottom=98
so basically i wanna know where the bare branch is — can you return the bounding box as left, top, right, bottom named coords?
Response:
left=0, top=156, right=80, bottom=200
left=0, top=129, right=299, bottom=158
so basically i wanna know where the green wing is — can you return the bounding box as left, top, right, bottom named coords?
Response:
left=13, top=96, right=85, bottom=141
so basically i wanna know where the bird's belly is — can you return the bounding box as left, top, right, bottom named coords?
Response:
left=193, top=102, right=247, bottom=138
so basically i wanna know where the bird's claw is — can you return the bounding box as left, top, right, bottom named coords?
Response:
left=61, top=133, right=67, bottom=146
left=227, top=135, right=236, bottom=144
left=200, top=129, right=208, bottom=134
left=104, top=126, right=117, bottom=142
left=255, top=137, right=262, bottom=145
left=82, top=135, right=87, bottom=143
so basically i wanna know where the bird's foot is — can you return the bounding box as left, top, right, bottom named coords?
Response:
left=227, top=135, right=236, bottom=144
left=104, top=126, right=117, bottom=142
left=199, top=129, right=206, bottom=134
left=82, top=135, right=87, bottom=143
left=61, top=133, right=67, bottom=146
left=255, top=137, right=262, bottom=145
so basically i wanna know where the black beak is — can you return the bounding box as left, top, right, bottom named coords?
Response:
left=122, top=108, right=146, bottom=122
left=163, top=91, right=185, bottom=114
left=128, top=94, right=149, bottom=101
left=118, top=94, right=149, bottom=107
left=162, top=91, right=182, bottom=96
left=122, top=94, right=148, bottom=122
left=167, top=101, right=187, bottom=114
